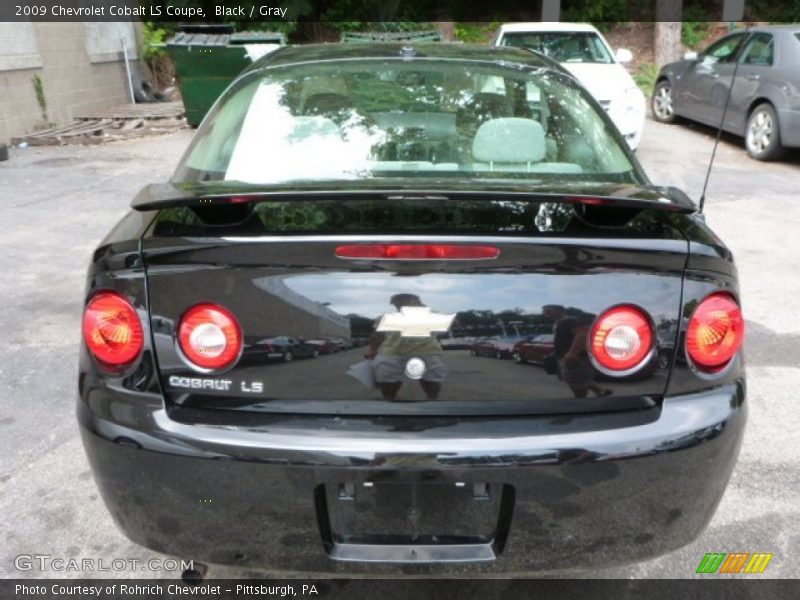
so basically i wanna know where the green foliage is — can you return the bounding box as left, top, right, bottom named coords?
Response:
left=31, top=74, right=47, bottom=121
left=243, top=20, right=297, bottom=36
left=563, top=0, right=630, bottom=24
left=280, top=0, right=314, bottom=20
left=453, top=22, right=499, bottom=44
left=748, top=0, right=800, bottom=21
left=681, top=5, right=710, bottom=49
left=141, top=22, right=173, bottom=62
left=633, top=63, right=659, bottom=97
left=332, top=21, right=435, bottom=33
left=681, top=22, right=708, bottom=49
left=321, top=0, right=430, bottom=25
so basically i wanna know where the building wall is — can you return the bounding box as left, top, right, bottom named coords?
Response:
left=254, top=278, right=352, bottom=341
left=0, top=22, right=139, bottom=144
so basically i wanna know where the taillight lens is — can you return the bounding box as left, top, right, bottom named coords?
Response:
left=686, top=292, right=744, bottom=371
left=590, top=305, right=653, bottom=372
left=82, top=291, right=144, bottom=367
left=178, top=303, right=242, bottom=370
left=335, top=244, right=500, bottom=260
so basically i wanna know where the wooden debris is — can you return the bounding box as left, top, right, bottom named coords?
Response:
left=11, top=102, right=186, bottom=146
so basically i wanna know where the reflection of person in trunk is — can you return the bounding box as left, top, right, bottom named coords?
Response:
left=364, top=294, right=448, bottom=401
left=543, top=305, right=612, bottom=398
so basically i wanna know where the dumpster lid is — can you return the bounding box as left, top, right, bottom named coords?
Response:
left=341, top=30, right=443, bottom=43
left=167, top=29, right=285, bottom=47
left=230, top=31, right=286, bottom=45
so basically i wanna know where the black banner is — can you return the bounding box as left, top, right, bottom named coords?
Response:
left=1, top=0, right=798, bottom=23
left=3, top=579, right=800, bottom=600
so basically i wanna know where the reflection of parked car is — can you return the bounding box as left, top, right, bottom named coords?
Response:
left=307, top=339, right=339, bottom=354
left=471, top=336, right=520, bottom=359
left=470, top=337, right=497, bottom=357
left=494, top=22, right=646, bottom=149
left=328, top=337, right=353, bottom=351
left=653, top=25, right=800, bottom=160
left=255, top=336, right=319, bottom=362
left=512, top=334, right=555, bottom=365
left=439, top=336, right=476, bottom=350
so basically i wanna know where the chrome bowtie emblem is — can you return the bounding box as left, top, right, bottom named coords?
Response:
left=376, top=306, right=455, bottom=338
left=404, top=357, right=427, bottom=379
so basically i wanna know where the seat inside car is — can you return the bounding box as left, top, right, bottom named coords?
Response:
left=430, top=93, right=514, bottom=164
left=471, top=118, right=582, bottom=173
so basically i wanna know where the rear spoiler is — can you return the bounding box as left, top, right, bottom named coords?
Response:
left=131, top=182, right=698, bottom=213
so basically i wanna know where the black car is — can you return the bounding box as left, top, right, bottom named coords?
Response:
left=306, top=338, right=340, bottom=355
left=652, top=25, right=800, bottom=160
left=78, top=43, right=745, bottom=575
left=252, top=336, right=319, bottom=362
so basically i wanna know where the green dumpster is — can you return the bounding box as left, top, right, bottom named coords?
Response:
left=165, top=26, right=285, bottom=127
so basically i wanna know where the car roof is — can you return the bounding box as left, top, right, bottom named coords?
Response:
left=498, top=22, right=600, bottom=34
left=713, top=24, right=800, bottom=35
left=750, top=24, right=800, bottom=31
left=246, top=41, right=560, bottom=73
left=749, top=24, right=800, bottom=34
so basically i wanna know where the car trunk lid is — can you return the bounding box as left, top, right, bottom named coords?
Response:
left=141, top=190, right=689, bottom=416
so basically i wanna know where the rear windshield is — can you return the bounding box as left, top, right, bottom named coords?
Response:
left=173, top=58, right=638, bottom=187
left=499, top=32, right=614, bottom=64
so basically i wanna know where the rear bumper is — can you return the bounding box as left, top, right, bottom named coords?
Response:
left=78, top=382, right=745, bottom=575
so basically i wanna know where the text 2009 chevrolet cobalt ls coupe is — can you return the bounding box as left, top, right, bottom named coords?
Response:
left=79, top=43, right=745, bottom=574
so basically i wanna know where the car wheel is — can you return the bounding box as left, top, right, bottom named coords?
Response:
left=312, top=349, right=319, bottom=358
left=746, top=103, right=786, bottom=161
left=495, top=350, right=503, bottom=359
left=283, top=351, right=294, bottom=362
left=652, top=81, right=676, bottom=123
left=513, top=351, right=525, bottom=364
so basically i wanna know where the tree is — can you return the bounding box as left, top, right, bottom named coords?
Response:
left=655, top=0, right=683, bottom=67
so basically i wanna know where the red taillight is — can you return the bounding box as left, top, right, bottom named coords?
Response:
left=590, top=305, right=653, bottom=372
left=573, top=196, right=607, bottom=206
left=82, top=291, right=144, bottom=367
left=334, top=244, right=500, bottom=260
left=178, top=303, right=242, bottom=370
left=686, top=292, right=744, bottom=371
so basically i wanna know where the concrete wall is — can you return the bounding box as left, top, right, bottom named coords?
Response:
left=254, top=278, right=352, bottom=341
left=0, top=22, right=139, bottom=144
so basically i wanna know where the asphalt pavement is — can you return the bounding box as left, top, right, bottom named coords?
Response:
left=0, top=115, right=798, bottom=580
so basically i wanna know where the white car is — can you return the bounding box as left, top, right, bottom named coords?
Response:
left=494, top=22, right=646, bottom=150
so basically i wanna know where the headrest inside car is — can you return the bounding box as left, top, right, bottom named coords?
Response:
left=472, top=118, right=546, bottom=164
left=287, top=116, right=340, bottom=141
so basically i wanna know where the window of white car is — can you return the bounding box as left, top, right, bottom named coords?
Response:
left=499, top=32, right=614, bottom=64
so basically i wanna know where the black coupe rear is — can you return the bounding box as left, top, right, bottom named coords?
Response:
left=78, top=43, right=745, bottom=574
